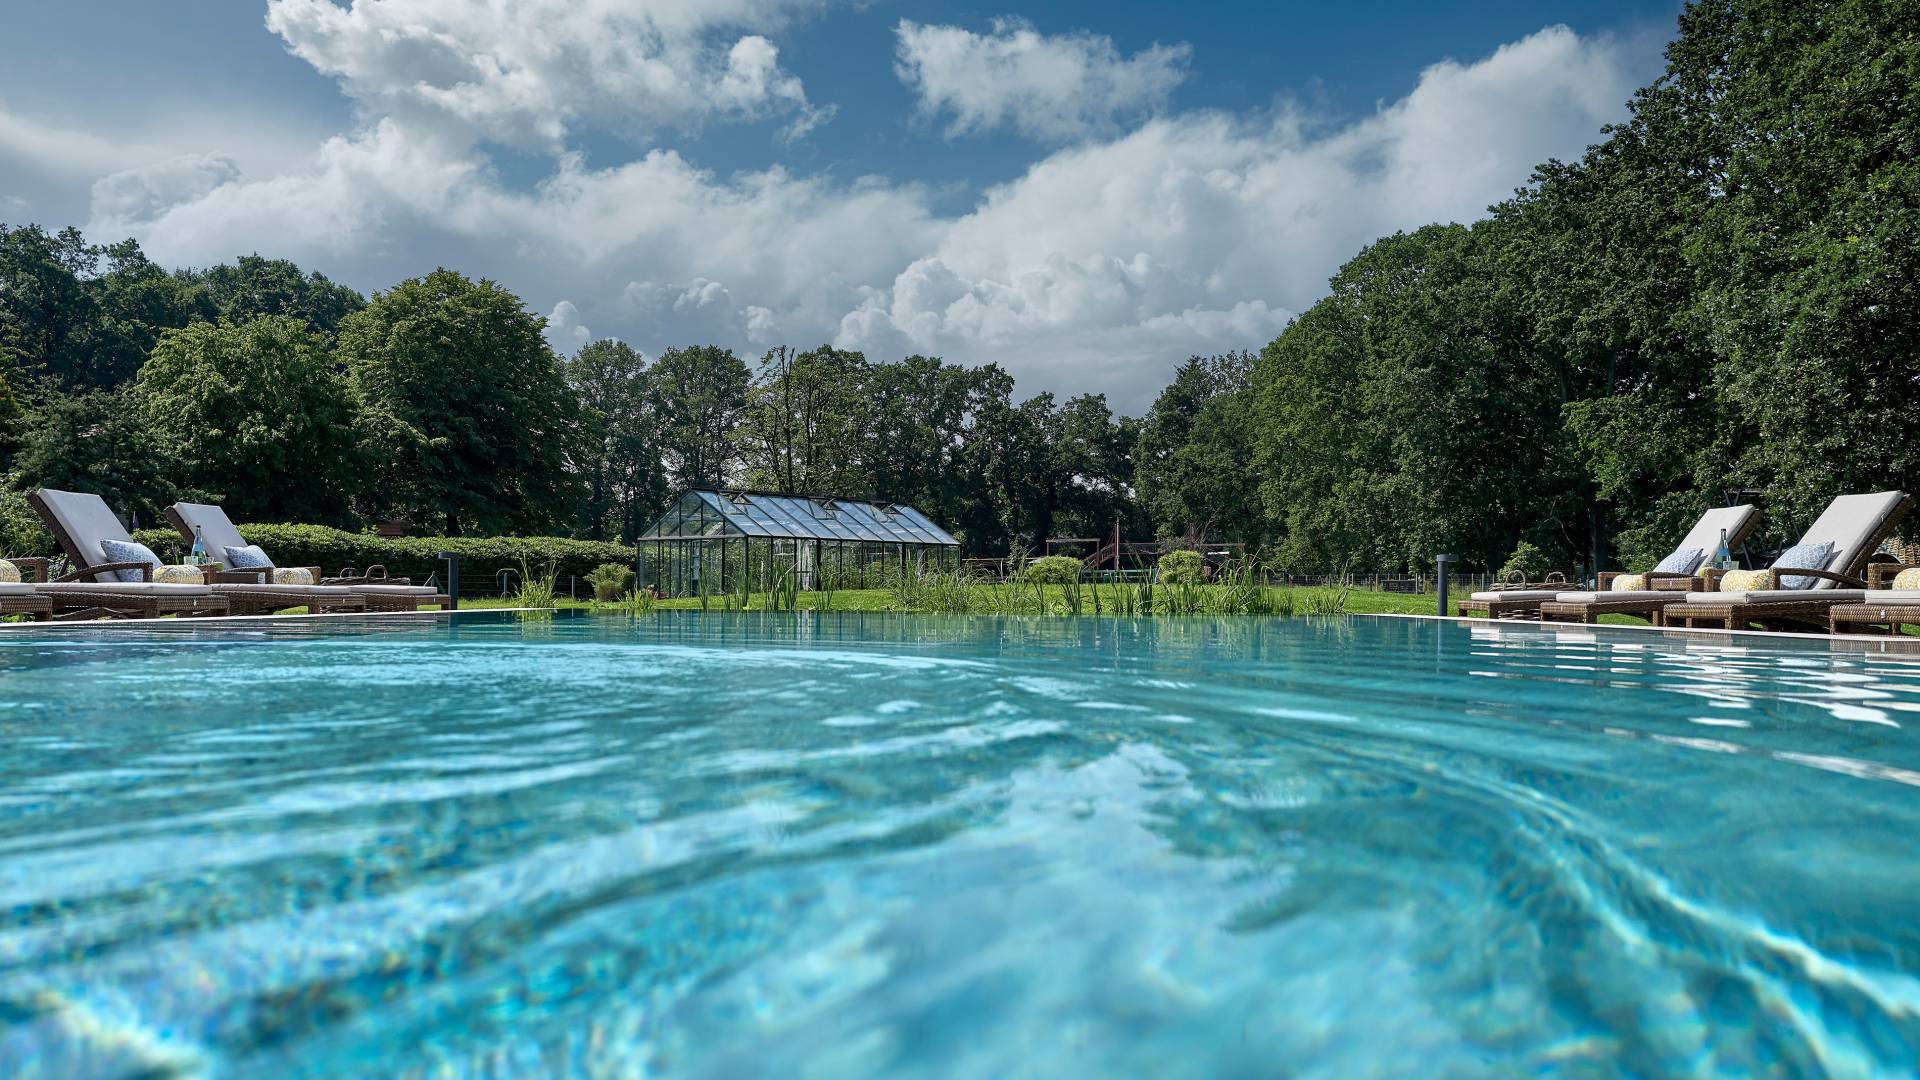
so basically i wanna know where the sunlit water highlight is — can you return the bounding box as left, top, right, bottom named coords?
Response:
left=3, top=611, right=1920, bottom=1077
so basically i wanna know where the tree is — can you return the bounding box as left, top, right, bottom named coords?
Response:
left=1135, top=353, right=1264, bottom=548
left=566, top=338, right=666, bottom=542
left=651, top=344, right=749, bottom=491
left=341, top=269, right=581, bottom=535
left=10, top=386, right=179, bottom=524
left=137, top=316, right=362, bottom=524
left=180, top=254, right=366, bottom=340
left=736, top=345, right=869, bottom=495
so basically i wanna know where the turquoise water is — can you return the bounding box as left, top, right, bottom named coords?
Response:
left=4, top=612, right=1920, bottom=1077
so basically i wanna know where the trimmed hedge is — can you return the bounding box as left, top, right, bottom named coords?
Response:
left=131, top=523, right=634, bottom=594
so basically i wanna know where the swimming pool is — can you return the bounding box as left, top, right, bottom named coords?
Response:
left=3, top=611, right=1919, bottom=1076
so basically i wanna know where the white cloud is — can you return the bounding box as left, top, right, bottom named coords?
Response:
left=545, top=300, right=591, bottom=353
left=75, top=22, right=1647, bottom=410
left=264, top=0, right=830, bottom=149
left=895, top=18, right=1190, bottom=142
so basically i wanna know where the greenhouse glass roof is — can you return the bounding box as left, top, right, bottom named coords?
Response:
left=638, top=489, right=960, bottom=546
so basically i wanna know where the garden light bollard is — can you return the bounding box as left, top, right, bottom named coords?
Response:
left=438, top=551, right=461, bottom=611
left=1435, top=554, right=1457, bottom=617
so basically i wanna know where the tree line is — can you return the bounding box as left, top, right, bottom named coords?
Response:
left=2, top=0, right=1914, bottom=571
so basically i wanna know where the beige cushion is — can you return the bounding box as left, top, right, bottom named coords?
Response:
left=1554, top=590, right=1670, bottom=604
left=271, top=567, right=315, bottom=585
left=1797, top=491, right=1908, bottom=589
left=152, top=564, right=205, bottom=584
left=168, top=502, right=250, bottom=559
left=39, top=581, right=213, bottom=595
left=1610, top=574, right=1647, bottom=592
left=1892, top=568, right=1920, bottom=590
left=208, top=583, right=355, bottom=596
left=352, top=585, right=440, bottom=595
left=1719, top=568, right=1771, bottom=592
left=1860, top=589, right=1920, bottom=603
left=1675, top=504, right=1759, bottom=558
left=0, top=582, right=37, bottom=595
left=1469, top=590, right=1558, bottom=602
left=33, top=488, right=134, bottom=571
left=0, top=560, right=19, bottom=584
left=1685, top=589, right=1866, bottom=605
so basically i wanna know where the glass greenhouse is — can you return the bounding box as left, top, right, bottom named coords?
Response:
left=635, top=489, right=961, bottom=597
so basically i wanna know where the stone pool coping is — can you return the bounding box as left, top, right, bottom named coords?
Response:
left=0, top=608, right=545, bottom=632
left=1372, top=611, right=1920, bottom=651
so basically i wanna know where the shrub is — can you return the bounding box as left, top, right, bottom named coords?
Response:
left=586, top=561, right=633, bottom=601
left=1498, top=540, right=1551, bottom=581
left=131, top=522, right=634, bottom=593
left=1023, top=555, right=1082, bottom=585
left=1159, top=549, right=1205, bottom=585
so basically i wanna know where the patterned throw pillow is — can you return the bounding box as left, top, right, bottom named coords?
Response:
left=1719, top=568, right=1771, bottom=593
left=0, top=560, right=18, bottom=584
left=271, top=567, right=315, bottom=585
left=225, top=544, right=276, bottom=570
left=1772, top=540, right=1835, bottom=590
left=153, top=564, right=206, bottom=584
left=1653, top=547, right=1704, bottom=576
left=98, top=538, right=163, bottom=583
left=1893, top=567, right=1920, bottom=590
left=1610, top=573, right=1647, bottom=592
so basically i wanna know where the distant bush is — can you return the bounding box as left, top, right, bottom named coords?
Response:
left=1158, top=549, right=1205, bottom=585
left=132, top=522, right=633, bottom=592
left=1023, top=555, right=1082, bottom=585
left=1497, top=541, right=1551, bottom=581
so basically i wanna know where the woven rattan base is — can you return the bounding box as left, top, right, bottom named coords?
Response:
left=1829, top=603, right=1920, bottom=636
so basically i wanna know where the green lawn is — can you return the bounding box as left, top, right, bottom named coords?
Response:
left=457, top=585, right=1658, bottom=624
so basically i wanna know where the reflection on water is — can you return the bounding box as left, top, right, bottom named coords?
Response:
left=2, top=612, right=1920, bottom=1077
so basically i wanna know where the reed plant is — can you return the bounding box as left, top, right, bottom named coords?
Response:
left=509, top=555, right=560, bottom=620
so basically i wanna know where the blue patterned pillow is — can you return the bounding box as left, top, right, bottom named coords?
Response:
left=224, top=544, right=276, bottom=570
left=1772, top=541, right=1835, bottom=590
left=1653, top=547, right=1703, bottom=576
left=98, top=538, right=162, bottom=583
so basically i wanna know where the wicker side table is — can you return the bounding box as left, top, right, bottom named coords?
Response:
left=1829, top=604, right=1920, bottom=636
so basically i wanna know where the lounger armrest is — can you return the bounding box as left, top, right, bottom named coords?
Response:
left=1868, top=563, right=1918, bottom=589
left=58, top=560, right=152, bottom=583
left=7, top=556, right=49, bottom=582
left=1764, top=567, right=1867, bottom=590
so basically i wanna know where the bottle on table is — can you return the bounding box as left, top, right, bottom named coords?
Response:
left=189, top=525, right=208, bottom=566
left=1714, top=528, right=1733, bottom=570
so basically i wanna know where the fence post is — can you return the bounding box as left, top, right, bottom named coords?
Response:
left=439, top=551, right=461, bottom=611
left=1435, top=554, right=1457, bottom=617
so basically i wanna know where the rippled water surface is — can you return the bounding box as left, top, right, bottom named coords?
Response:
left=5, top=612, right=1920, bottom=1077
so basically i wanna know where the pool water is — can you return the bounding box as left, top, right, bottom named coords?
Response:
left=4, top=612, right=1920, bottom=1077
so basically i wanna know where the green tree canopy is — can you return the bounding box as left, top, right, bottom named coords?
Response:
left=137, top=316, right=362, bottom=524
left=341, top=269, right=580, bottom=535
left=566, top=338, right=666, bottom=543
left=179, top=255, right=367, bottom=340
left=650, top=344, right=749, bottom=491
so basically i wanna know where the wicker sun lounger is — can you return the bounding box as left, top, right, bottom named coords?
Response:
left=1457, top=572, right=1571, bottom=620
left=167, top=502, right=450, bottom=612
left=0, top=578, right=53, bottom=621
left=1830, top=590, right=1920, bottom=635
left=1538, top=504, right=1761, bottom=625
left=4, top=541, right=230, bottom=622
left=28, top=489, right=351, bottom=617
left=1660, top=491, right=1913, bottom=631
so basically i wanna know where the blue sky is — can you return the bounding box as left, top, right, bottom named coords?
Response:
left=0, top=1, right=1682, bottom=409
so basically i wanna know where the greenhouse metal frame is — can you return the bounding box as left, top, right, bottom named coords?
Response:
left=635, top=489, right=961, bottom=597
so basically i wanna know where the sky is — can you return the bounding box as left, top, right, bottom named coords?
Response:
left=0, top=0, right=1684, bottom=412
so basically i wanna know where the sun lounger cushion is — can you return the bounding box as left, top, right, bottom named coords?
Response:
left=1675, top=505, right=1758, bottom=561
left=1653, top=548, right=1704, bottom=575
left=1555, top=591, right=1672, bottom=604
left=1893, top=569, right=1920, bottom=590
left=1800, top=491, right=1909, bottom=590
left=1469, top=590, right=1559, bottom=602
left=1772, top=540, right=1835, bottom=590
left=1859, top=590, right=1920, bottom=602
left=1684, top=589, right=1866, bottom=604
left=0, top=582, right=35, bottom=595
left=38, top=581, right=213, bottom=595
left=352, top=585, right=440, bottom=596
left=206, top=583, right=355, bottom=596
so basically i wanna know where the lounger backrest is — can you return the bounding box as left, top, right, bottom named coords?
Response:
left=1674, top=504, right=1758, bottom=558
left=28, top=489, right=134, bottom=578
left=167, top=503, right=248, bottom=559
left=1792, top=490, right=1912, bottom=589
